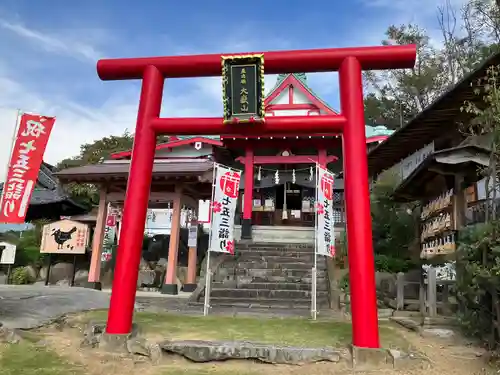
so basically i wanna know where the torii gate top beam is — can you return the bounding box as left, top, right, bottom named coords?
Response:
left=97, top=45, right=416, bottom=80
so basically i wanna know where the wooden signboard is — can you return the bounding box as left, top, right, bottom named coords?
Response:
left=222, top=54, right=265, bottom=123
left=0, top=242, right=16, bottom=265
left=40, top=219, right=89, bottom=254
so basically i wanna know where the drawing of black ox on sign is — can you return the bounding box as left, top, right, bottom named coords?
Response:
left=40, top=219, right=89, bottom=254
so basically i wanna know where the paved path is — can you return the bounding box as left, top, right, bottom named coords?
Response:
left=0, top=285, right=341, bottom=330
left=0, top=285, right=110, bottom=329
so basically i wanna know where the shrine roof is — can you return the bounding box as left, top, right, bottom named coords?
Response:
left=265, top=73, right=337, bottom=114
left=110, top=136, right=223, bottom=160
left=55, top=159, right=214, bottom=183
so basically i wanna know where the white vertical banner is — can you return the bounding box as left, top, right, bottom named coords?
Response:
left=208, top=163, right=241, bottom=254
left=316, top=165, right=336, bottom=258
left=312, top=164, right=336, bottom=320
left=204, top=163, right=242, bottom=316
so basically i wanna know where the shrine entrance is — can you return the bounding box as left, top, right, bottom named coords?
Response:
left=96, top=45, right=416, bottom=348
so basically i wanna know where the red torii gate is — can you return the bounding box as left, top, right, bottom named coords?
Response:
left=97, top=45, right=416, bottom=349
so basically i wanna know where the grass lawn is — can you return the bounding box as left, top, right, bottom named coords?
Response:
left=0, top=342, right=82, bottom=375
left=0, top=341, right=260, bottom=375
left=82, top=310, right=408, bottom=349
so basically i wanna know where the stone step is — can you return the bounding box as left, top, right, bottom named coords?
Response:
left=212, top=281, right=329, bottom=291
left=237, top=246, right=314, bottom=252
left=221, top=261, right=323, bottom=271
left=206, top=297, right=329, bottom=309
left=237, top=242, right=314, bottom=250
left=218, top=275, right=327, bottom=283
left=210, top=288, right=329, bottom=299
left=234, top=255, right=327, bottom=264
left=235, top=250, right=320, bottom=262
left=233, top=268, right=327, bottom=278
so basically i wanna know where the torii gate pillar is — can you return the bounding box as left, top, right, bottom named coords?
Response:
left=96, top=45, right=416, bottom=349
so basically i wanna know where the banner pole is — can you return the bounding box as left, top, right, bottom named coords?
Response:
left=0, top=109, right=21, bottom=210
left=204, top=163, right=218, bottom=316
left=312, top=163, right=319, bottom=320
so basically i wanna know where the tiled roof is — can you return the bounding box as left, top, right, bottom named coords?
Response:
left=0, top=162, right=85, bottom=208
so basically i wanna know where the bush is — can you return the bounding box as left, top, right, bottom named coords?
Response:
left=456, top=221, right=500, bottom=346
left=11, top=266, right=35, bottom=285
left=374, top=254, right=416, bottom=273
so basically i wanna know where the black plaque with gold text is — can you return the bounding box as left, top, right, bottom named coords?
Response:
left=222, top=54, right=265, bottom=123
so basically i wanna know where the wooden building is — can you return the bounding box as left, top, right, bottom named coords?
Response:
left=367, top=52, right=500, bottom=261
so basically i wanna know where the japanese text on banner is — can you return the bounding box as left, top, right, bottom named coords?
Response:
left=0, top=114, right=55, bottom=224
left=101, top=207, right=117, bottom=263
left=316, top=166, right=336, bottom=257
left=209, top=164, right=241, bottom=254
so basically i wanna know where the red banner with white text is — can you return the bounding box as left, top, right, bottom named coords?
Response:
left=0, top=114, right=56, bottom=223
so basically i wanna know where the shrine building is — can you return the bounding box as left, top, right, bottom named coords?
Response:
left=57, top=73, right=392, bottom=243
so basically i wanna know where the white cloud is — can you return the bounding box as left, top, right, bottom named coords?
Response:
left=0, top=19, right=103, bottom=62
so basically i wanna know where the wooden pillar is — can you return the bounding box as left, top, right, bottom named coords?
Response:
left=241, top=147, right=254, bottom=239
left=453, top=174, right=466, bottom=230
left=318, top=148, right=327, bottom=168
left=162, top=186, right=182, bottom=294
left=87, top=186, right=107, bottom=290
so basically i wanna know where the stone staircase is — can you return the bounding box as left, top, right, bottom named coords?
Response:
left=203, top=242, right=330, bottom=309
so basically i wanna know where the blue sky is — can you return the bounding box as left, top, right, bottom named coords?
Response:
left=0, top=0, right=464, bottom=181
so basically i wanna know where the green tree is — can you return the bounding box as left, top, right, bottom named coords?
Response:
left=56, top=131, right=170, bottom=206
left=370, top=172, right=419, bottom=271
left=363, top=24, right=444, bottom=129
left=337, top=172, right=419, bottom=273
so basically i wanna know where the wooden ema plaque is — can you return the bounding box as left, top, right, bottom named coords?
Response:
left=40, top=219, right=89, bottom=254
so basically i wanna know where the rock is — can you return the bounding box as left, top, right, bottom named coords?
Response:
left=390, top=317, right=422, bottom=333
left=388, top=349, right=431, bottom=370
left=25, top=266, right=38, bottom=281
left=0, top=273, right=7, bottom=284
left=351, top=346, right=391, bottom=369
left=157, top=258, right=168, bottom=267
left=159, top=340, right=345, bottom=365
left=149, top=343, right=163, bottom=364
left=177, top=267, right=188, bottom=284
left=137, top=270, right=156, bottom=287
left=56, top=279, right=71, bottom=287
left=0, top=323, right=23, bottom=344
left=377, top=308, right=394, bottom=319
left=73, top=270, right=89, bottom=286
left=139, top=258, right=151, bottom=271
left=81, top=321, right=105, bottom=348
left=41, top=262, right=74, bottom=284
left=421, top=328, right=455, bottom=339
left=126, top=337, right=150, bottom=357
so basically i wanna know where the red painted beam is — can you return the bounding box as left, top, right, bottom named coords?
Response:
left=97, top=45, right=416, bottom=80
left=149, top=115, right=346, bottom=135
left=236, top=155, right=338, bottom=164
left=223, top=138, right=342, bottom=149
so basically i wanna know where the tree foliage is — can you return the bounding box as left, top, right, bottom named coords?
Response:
left=370, top=172, right=419, bottom=271
left=337, top=172, right=418, bottom=273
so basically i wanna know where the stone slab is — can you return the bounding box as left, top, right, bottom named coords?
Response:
left=159, top=339, right=347, bottom=365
